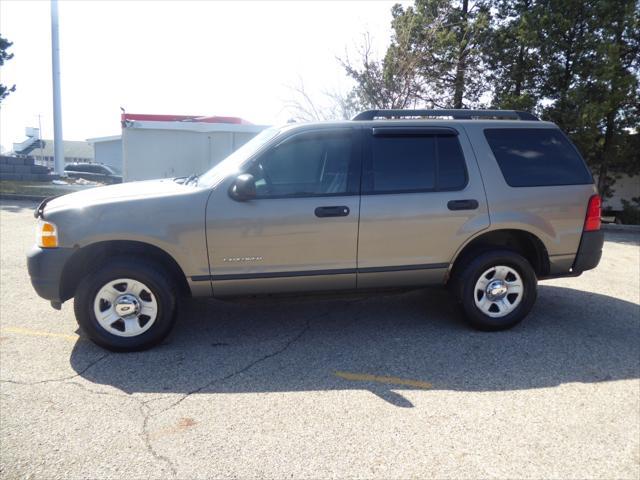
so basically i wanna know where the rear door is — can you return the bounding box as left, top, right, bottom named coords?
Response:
left=356, top=125, right=490, bottom=288
left=205, top=127, right=362, bottom=296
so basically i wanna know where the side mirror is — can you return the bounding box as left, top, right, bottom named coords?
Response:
left=229, top=173, right=256, bottom=201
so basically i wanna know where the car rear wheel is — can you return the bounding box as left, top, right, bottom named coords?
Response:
left=74, top=258, right=177, bottom=351
left=453, top=250, right=537, bottom=331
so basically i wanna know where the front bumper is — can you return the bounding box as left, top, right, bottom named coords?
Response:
left=26, top=246, right=75, bottom=303
left=573, top=230, right=605, bottom=273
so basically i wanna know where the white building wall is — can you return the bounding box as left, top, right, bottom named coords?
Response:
left=94, top=139, right=123, bottom=170
left=122, top=122, right=266, bottom=182
left=124, top=129, right=209, bottom=181
left=208, top=132, right=234, bottom=168
left=232, top=132, right=256, bottom=150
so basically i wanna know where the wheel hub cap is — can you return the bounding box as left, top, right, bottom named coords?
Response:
left=114, top=294, right=141, bottom=318
left=473, top=265, right=524, bottom=318
left=93, top=278, right=158, bottom=338
left=486, top=280, right=508, bottom=300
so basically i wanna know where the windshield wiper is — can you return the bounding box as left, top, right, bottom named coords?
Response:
left=184, top=173, right=200, bottom=185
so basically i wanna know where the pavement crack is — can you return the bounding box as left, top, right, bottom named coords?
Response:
left=156, top=316, right=313, bottom=415
left=0, top=379, right=30, bottom=385
left=140, top=403, right=178, bottom=477
left=126, top=314, right=315, bottom=479
left=63, top=380, right=131, bottom=399
left=0, top=352, right=111, bottom=386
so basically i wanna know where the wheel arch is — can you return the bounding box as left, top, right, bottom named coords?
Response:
left=449, top=228, right=550, bottom=282
left=60, top=240, right=191, bottom=302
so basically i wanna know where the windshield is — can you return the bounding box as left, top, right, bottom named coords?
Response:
left=197, top=126, right=282, bottom=186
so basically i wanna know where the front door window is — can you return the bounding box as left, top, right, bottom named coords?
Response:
left=247, top=130, right=355, bottom=198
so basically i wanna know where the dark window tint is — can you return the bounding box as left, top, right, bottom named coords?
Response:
left=438, top=135, right=467, bottom=190
left=65, top=164, right=88, bottom=173
left=485, top=128, right=592, bottom=187
left=249, top=130, right=352, bottom=197
left=368, top=134, right=467, bottom=193
left=371, top=136, right=436, bottom=192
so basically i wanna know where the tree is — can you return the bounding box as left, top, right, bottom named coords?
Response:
left=338, top=1, right=493, bottom=111
left=338, top=32, right=426, bottom=110
left=0, top=34, right=16, bottom=103
left=581, top=0, right=639, bottom=196
left=486, top=0, right=543, bottom=111
left=388, top=0, right=492, bottom=108
left=538, top=0, right=639, bottom=196
left=341, top=0, right=638, bottom=199
left=284, top=78, right=360, bottom=122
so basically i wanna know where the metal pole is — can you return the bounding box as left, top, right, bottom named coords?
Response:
left=50, top=0, right=65, bottom=176
left=38, top=115, right=45, bottom=167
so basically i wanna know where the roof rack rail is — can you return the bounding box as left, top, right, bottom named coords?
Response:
left=352, top=109, right=538, bottom=121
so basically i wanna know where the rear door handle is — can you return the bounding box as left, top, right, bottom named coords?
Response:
left=315, top=206, right=350, bottom=217
left=447, top=199, right=479, bottom=211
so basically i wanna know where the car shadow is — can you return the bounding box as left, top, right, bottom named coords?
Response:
left=69, top=284, right=640, bottom=407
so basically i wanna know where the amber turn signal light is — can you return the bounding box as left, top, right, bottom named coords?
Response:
left=37, top=220, right=58, bottom=248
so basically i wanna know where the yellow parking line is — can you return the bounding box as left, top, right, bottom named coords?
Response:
left=334, top=371, right=432, bottom=389
left=1, top=326, right=79, bottom=342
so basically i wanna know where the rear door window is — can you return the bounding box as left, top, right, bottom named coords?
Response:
left=484, top=128, right=593, bottom=187
left=437, top=135, right=467, bottom=190
left=364, top=132, right=467, bottom=194
left=371, top=135, right=437, bottom=192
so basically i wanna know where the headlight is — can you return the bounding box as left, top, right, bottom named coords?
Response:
left=36, top=219, right=58, bottom=248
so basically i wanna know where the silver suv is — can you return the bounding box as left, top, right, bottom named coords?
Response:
left=27, top=109, right=604, bottom=351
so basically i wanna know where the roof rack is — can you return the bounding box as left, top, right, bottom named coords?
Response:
left=352, top=109, right=538, bottom=121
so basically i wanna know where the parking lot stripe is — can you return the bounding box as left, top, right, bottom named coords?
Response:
left=334, top=371, right=432, bottom=389
left=1, top=326, right=79, bottom=342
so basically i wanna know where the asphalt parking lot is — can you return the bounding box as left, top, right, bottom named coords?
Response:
left=1, top=199, right=639, bottom=479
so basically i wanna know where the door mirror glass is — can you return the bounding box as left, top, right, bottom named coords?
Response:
left=229, top=173, right=256, bottom=201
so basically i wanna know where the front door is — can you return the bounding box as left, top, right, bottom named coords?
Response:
left=205, top=127, right=361, bottom=296
left=356, top=125, right=490, bottom=288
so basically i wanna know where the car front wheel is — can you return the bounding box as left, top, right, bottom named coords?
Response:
left=74, top=258, right=177, bottom=351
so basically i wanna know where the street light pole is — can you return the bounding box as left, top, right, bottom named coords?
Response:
left=50, top=0, right=65, bottom=176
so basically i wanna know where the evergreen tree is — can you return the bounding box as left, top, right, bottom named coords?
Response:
left=538, top=0, right=639, bottom=195
left=390, top=0, right=492, bottom=108
left=340, top=0, right=639, bottom=197
left=486, top=0, right=543, bottom=111
left=0, top=34, right=16, bottom=103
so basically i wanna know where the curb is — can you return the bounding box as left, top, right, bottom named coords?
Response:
left=0, top=194, right=46, bottom=202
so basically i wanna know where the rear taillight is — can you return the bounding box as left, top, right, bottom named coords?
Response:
left=584, top=194, right=601, bottom=231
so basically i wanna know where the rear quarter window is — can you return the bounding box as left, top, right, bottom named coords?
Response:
left=484, top=128, right=593, bottom=187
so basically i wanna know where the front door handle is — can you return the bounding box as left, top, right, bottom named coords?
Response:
left=447, top=199, right=479, bottom=211
left=315, top=206, right=350, bottom=217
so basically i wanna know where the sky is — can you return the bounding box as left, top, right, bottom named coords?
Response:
left=0, top=0, right=406, bottom=151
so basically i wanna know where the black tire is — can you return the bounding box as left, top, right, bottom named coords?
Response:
left=452, top=249, right=537, bottom=331
left=74, top=257, right=177, bottom=351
